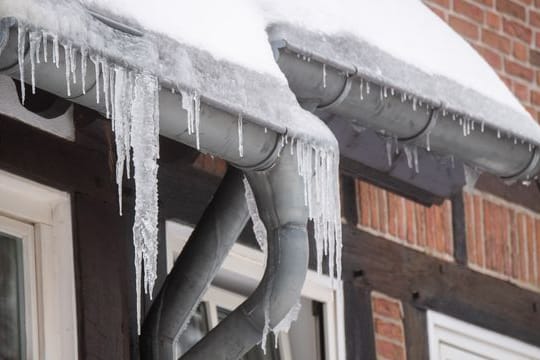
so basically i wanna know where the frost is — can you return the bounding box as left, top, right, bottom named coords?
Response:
left=243, top=177, right=267, bottom=252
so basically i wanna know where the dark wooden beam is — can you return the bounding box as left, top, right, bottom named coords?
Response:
left=343, top=225, right=540, bottom=348
left=343, top=281, right=376, bottom=360
left=451, top=191, right=467, bottom=265
left=402, top=303, right=429, bottom=360
left=340, top=174, right=358, bottom=225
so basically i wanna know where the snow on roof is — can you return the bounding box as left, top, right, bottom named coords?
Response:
left=3, top=0, right=540, bottom=144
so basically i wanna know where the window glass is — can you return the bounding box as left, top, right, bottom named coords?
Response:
left=0, top=233, right=26, bottom=360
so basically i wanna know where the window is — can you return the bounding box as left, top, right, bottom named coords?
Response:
left=0, top=169, right=78, bottom=359
left=166, top=220, right=346, bottom=360
left=427, top=311, right=540, bottom=360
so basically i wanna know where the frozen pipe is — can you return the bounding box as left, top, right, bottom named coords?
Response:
left=140, top=168, right=251, bottom=359
left=272, top=44, right=540, bottom=181
left=0, top=24, right=309, bottom=360
left=180, top=145, right=309, bottom=360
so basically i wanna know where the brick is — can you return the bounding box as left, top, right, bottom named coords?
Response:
left=499, top=74, right=513, bottom=88
left=535, top=219, right=540, bottom=287
left=536, top=32, right=540, bottom=48
left=511, top=210, right=520, bottom=279
left=375, top=338, right=406, bottom=360
left=472, top=0, right=494, bottom=5
left=387, top=192, right=399, bottom=237
left=503, top=18, right=533, bottom=43
left=530, top=48, right=540, bottom=66
left=449, top=15, right=480, bottom=40
left=358, top=181, right=371, bottom=227
left=369, top=184, right=380, bottom=231
left=398, top=198, right=408, bottom=240
left=475, top=45, right=503, bottom=69
left=379, top=189, right=389, bottom=234
left=513, top=41, right=528, bottom=61
left=527, top=216, right=536, bottom=285
left=406, top=199, right=417, bottom=245
left=374, top=318, right=405, bottom=342
left=484, top=201, right=496, bottom=270
left=486, top=11, right=502, bottom=29
left=474, top=195, right=485, bottom=267
left=513, top=81, right=529, bottom=101
left=531, top=10, right=540, bottom=28
left=517, top=213, right=527, bottom=281
left=454, top=0, right=485, bottom=22
left=372, top=296, right=403, bottom=319
left=496, top=0, right=526, bottom=20
left=531, top=89, right=540, bottom=105
left=482, top=29, right=512, bottom=53
left=464, top=193, right=476, bottom=264
left=501, top=206, right=512, bottom=276
left=505, top=59, right=534, bottom=80
left=444, top=201, right=454, bottom=255
left=415, top=203, right=427, bottom=248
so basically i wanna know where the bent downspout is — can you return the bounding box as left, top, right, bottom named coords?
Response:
left=140, top=167, right=250, bottom=359
left=271, top=41, right=540, bottom=181
left=181, top=146, right=309, bottom=360
left=0, top=22, right=313, bottom=360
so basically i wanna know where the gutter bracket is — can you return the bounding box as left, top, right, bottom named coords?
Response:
left=501, top=146, right=540, bottom=183
left=317, top=72, right=354, bottom=112
left=399, top=106, right=441, bottom=144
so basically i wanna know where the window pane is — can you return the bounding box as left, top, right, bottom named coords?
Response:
left=176, top=303, right=209, bottom=356
left=287, top=299, right=325, bottom=360
left=0, top=233, right=26, bottom=360
left=217, top=307, right=281, bottom=360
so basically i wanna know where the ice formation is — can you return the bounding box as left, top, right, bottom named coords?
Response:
left=243, top=177, right=267, bottom=252
left=180, top=89, right=202, bottom=150
left=16, top=25, right=160, bottom=333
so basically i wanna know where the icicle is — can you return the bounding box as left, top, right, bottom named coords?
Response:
left=426, top=132, right=431, bottom=151
left=412, top=97, right=417, bottom=111
left=180, top=89, right=194, bottom=134
left=130, top=73, right=160, bottom=332
left=243, top=177, right=267, bottom=252
left=393, top=136, right=399, bottom=155
left=359, top=79, right=364, bottom=100
left=101, top=59, right=110, bottom=117
left=529, top=143, right=533, bottom=152
left=17, top=23, right=26, bottom=105
left=29, top=31, right=40, bottom=94
left=42, top=31, right=48, bottom=63
left=322, top=63, right=327, bottom=89
left=264, top=127, right=268, bottom=133
left=62, top=43, right=71, bottom=97
left=383, top=86, right=388, bottom=98
left=52, top=34, right=59, bottom=68
left=81, top=48, right=88, bottom=95
left=404, top=145, right=413, bottom=169
left=193, top=93, right=201, bottom=149
left=366, top=81, right=370, bottom=94
left=413, top=147, right=419, bottom=173
left=391, top=88, right=395, bottom=96
left=481, top=121, right=485, bottom=133
left=70, top=45, right=77, bottom=85
left=497, top=129, right=501, bottom=139
left=386, top=140, right=393, bottom=167
left=238, top=113, right=244, bottom=157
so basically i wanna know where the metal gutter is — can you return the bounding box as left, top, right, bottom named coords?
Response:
left=271, top=38, right=540, bottom=182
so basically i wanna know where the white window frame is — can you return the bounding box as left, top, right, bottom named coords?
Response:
left=0, top=169, right=78, bottom=359
left=427, top=311, right=540, bottom=360
left=166, top=220, right=346, bottom=360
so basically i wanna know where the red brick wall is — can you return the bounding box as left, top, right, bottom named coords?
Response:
left=464, top=190, right=540, bottom=289
left=371, top=292, right=407, bottom=360
left=423, top=0, right=540, bottom=120
left=356, top=180, right=454, bottom=260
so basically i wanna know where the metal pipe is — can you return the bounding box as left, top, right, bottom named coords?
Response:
left=272, top=45, right=540, bottom=181
left=140, top=168, right=250, bottom=359
left=181, top=146, right=309, bottom=360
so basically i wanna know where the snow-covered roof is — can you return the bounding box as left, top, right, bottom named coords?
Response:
left=2, top=0, right=540, bottom=145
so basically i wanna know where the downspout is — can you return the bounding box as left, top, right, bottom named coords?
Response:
left=271, top=41, right=540, bottom=181
left=0, top=23, right=314, bottom=360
